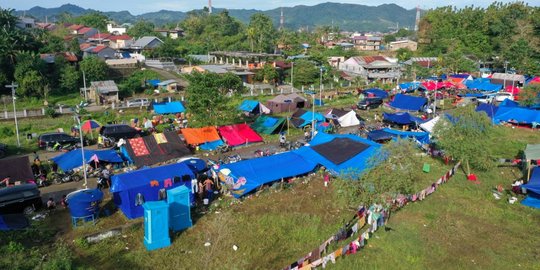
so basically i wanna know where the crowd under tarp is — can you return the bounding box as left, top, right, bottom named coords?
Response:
left=251, top=115, right=286, bottom=134
left=476, top=103, right=499, bottom=118
left=215, top=152, right=317, bottom=198
left=51, top=149, right=123, bottom=172
left=294, top=133, right=380, bottom=177
left=122, top=131, right=191, bottom=167
left=110, top=162, right=196, bottom=219
left=0, top=156, right=33, bottom=183
left=238, top=100, right=271, bottom=115
left=325, top=108, right=361, bottom=127
left=368, top=128, right=430, bottom=145
left=383, top=112, right=425, bottom=126
left=218, top=123, right=264, bottom=146
left=152, top=101, right=186, bottom=114
left=522, top=167, right=540, bottom=209
left=389, top=94, right=427, bottom=111
left=181, top=126, right=222, bottom=146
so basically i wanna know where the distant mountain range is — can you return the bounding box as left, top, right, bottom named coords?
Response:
left=15, top=2, right=418, bottom=32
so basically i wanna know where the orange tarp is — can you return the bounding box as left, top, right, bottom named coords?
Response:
left=180, top=126, right=221, bottom=145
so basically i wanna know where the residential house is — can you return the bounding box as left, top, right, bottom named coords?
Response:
left=403, top=57, right=438, bottom=68
left=339, top=56, right=400, bottom=82
left=35, top=22, right=56, bottom=31
left=68, top=24, right=85, bottom=35
left=131, top=36, right=163, bottom=52
left=156, top=28, right=184, bottom=39
left=16, top=17, right=36, bottom=29
left=84, top=81, right=119, bottom=104
left=78, top=27, right=99, bottom=39
left=352, top=35, right=382, bottom=51
left=328, top=57, right=345, bottom=68
left=182, top=64, right=254, bottom=83
left=107, top=23, right=127, bottom=35
left=105, top=59, right=139, bottom=68
left=82, top=45, right=116, bottom=60
left=157, top=80, right=180, bottom=93
left=490, top=73, right=525, bottom=87
left=39, top=52, right=79, bottom=64
left=109, top=35, right=133, bottom=49
left=87, top=33, right=113, bottom=44
left=388, top=40, right=418, bottom=51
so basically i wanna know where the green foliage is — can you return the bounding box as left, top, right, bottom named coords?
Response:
left=127, top=20, right=157, bottom=38
left=293, top=60, right=318, bottom=86
left=42, top=243, right=75, bottom=270
left=433, top=105, right=496, bottom=174
left=248, top=13, right=276, bottom=53
left=118, top=69, right=159, bottom=98
left=519, top=84, right=540, bottom=107
left=396, top=48, right=413, bottom=62
left=254, top=64, right=279, bottom=83
left=59, top=64, right=80, bottom=93
left=79, top=57, right=108, bottom=82
left=73, top=237, right=90, bottom=249
left=62, top=11, right=109, bottom=31
left=45, top=107, right=58, bottom=118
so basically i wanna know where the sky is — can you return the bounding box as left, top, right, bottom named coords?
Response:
left=3, top=0, right=539, bottom=15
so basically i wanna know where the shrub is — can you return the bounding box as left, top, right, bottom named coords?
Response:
left=45, top=107, right=57, bottom=118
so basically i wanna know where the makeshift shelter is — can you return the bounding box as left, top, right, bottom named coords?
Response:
left=421, top=81, right=453, bottom=91
left=152, top=101, right=185, bottom=114
left=180, top=126, right=222, bottom=146
left=251, top=115, right=286, bottom=134
left=215, top=152, right=317, bottom=198
left=465, top=79, right=503, bottom=92
left=266, top=93, right=309, bottom=113
left=505, top=85, right=520, bottom=95
left=81, top=120, right=101, bottom=132
left=499, top=99, right=520, bottom=108
left=218, top=124, right=263, bottom=146
left=121, top=131, right=191, bottom=167
left=493, top=107, right=540, bottom=125
left=0, top=156, right=33, bottom=183
left=363, top=88, right=388, bottom=99
left=51, top=149, right=123, bottom=172
left=325, top=109, right=360, bottom=127
left=419, top=116, right=440, bottom=133
left=490, top=73, right=525, bottom=88
left=521, top=167, right=540, bottom=209
left=238, top=100, right=271, bottom=115
left=399, top=82, right=421, bottom=92
left=389, top=94, right=427, bottom=111
left=110, top=162, right=195, bottom=219
left=383, top=112, right=425, bottom=126
left=294, top=133, right=380, bottom=177
left=290, top=109, right=326, bottom=128
left=524, top=144, right=540, bottom=162
left=476, top=103, right=499, bottom=119
left=368, top=128, right=430, bottom=144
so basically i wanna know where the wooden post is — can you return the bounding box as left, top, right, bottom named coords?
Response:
left=527, top=159, right=532, bottom=182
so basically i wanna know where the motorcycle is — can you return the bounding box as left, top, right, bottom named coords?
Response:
left=34, top=173, right=50, bottom=188
left=51, top=171, right=82, bottom=185
left=97, top=176, right=107, bottom=190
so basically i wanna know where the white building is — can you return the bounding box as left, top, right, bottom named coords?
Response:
left=107, top=23, right=127, bottom=35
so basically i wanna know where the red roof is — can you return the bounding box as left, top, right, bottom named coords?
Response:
left=416, top=61, right=434, bottom=68
left=109, top=34, right=132, bottom=41
left=92, top=45, right=109, bottom=53
left=361, top=56, right=387, bottom=64
left=89, top=33, right=112, bottom=39
left=78, top=27, right=94, bottom=34
left=274, top=61, right=292, bottom=69
left=79, top=43, right=92, bottom=50
left=68, top=24, right=85, bottom=31
left=63, top=52, right=78, bottom=62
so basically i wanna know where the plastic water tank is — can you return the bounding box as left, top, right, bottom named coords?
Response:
left=66, top=189, right=104, bottom=218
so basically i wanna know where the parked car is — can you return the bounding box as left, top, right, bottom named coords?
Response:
left=126, top=98, right=150, bottom=107
left=495, top=92, right=514, bottom=102
left=357, top=98, right=383, bottom=110
left=38, top=132, right=79, bottom=149
left=0, top=184, right=42, bottom=215
left=0, top=143, right=6, bottom=159
left=477, top=94, right=496, bottom=104
left=99, top=124, right=139, bottom=142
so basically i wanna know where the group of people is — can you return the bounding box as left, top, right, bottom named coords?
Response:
left=192, top=173, right=218, bottom=206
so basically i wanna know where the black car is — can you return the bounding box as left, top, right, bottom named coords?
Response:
left=38, top=132, right=79, bottom=149
left=0, top=184, right=42, bottom=215
left=357, top=97, right=383, bottom=110
left=99, top=124, right=139, bottom=141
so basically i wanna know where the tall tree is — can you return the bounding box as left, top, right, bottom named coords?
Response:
left=59, top=65, right=80, bottom=94
left=127, top=21, right=157, bottom=38
left=293, top=60, right=318, bottom=86
left=519, top=84, right=540, bottom=107
left=248, top=13, right=276, bottom=53
left=79, top=57, right=108, bottom=82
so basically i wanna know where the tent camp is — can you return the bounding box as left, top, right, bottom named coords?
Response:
left=294, top=133, right=380, bottom=177
left=215, top=152, right=317, bottom=198
left=251, top=115, right=286, bottom=134
left=493, top=106, right=540, bottom=125
left=51, top=149, right=123, bottom=172
left=383, top=112, right=425, bottom=126
left=218, top=124, right=263, bottom=146
left=521, top=167, right=540, bottom=209
left=110, top=162, right=195, bottom=219
left=238, top=100, right=271, bottom=115
left=181, top=126, right=222, bottom=145
left=0, top=156, right=33, bottom=183
left=121, top=131, right=191, bottom=167
left=325, top=108, right=361, bottom=127
left=266, top=93, right=309, bottom=113
left=389, top=94, right=427, bottom=111
left=290, top=109, right=326, bottom=128
left=152, top=101, right=185, bottom=114
left=419, top=116, right=440, bottom=133
left=367, top=128, right=430, bottom=144
left=476, top=103, right=499, bottom=118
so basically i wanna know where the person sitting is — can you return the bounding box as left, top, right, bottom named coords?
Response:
left=1, top=176, right=11, bottom=187
left=47, top=198, right=56, bottom=210
left=60, top=195, right=68, bottom=208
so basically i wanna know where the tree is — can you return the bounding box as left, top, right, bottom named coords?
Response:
left=65, top=12, right=109, bottom=31
left=79, top=57, right=108, bottom=82
left=127, top=21, right=157, bottom=38
left=396, top=48, right=413, bottom=62
left=255, top=64, right=279, bottom=83
left=118, top=69, right=160, bottom=98
left=248, top=13, right=276, bottom=53
left=433, top=105, right=496, bottom=175
left=17, top=70, right=45, bottom=97
left=293, top=60, right=318, bottom=86
left=59, top=65, right=80, bottom=94
left=519, top=84, right=540, bottom=107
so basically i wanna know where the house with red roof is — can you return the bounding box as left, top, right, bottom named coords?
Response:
left=82, top=44, right=116, bottom=60
left=339, top=56, right=400, bottom=83
left=109, top=35, right=134, bottom=49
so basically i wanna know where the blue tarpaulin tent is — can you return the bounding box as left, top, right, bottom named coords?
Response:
left=110, top=162, right=195, bottom=219
left=147, top=79, right=161, bottom=87
left=153, top=101, right=185, bottom=114
left=238, top=100, right=259, bottom=112
left=465, top=79, right=502, bottom=92
left=499, top=99, right=520, bottom=108
left=292, top=111, right=326, bottom=128
left=476, top=103, right=499, bottom=118
left=364, top=88, right=389, bottom=99
left=216, top=152, right=317, bottom=198
left=379, top=128, right=430, bottom=144
left=199, top=139, right=224, bottom=151
left=294, top=133, right=380, bottom=177
left=494, top=107, right=540, bottom=124
left=383, top=112, right=426, bottom=125
left=399, top=82, right=422, bottom=92
left=522, top=167, right=540, bottom=209
left=389, top=94, right=428, bottom=111
left=51, top=149, right=123, bottom=172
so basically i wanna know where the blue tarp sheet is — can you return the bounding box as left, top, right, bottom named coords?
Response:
left=399, top=82, right=422, bottom=92
left=297, top=111, right=326, bottom=127
left=383, top=112, right=425, bottom=125
left=476, top=103, right=499, bottom=118
left=110, top=162, right=195, bottom=219
left=364, top=88, right=389, bottom=99
left=494, top=107, right=540, bottom=124
left=315, top=99, right=325, bottom=106
left=147, top=79, right=160, bottom=87
left=51, top=149, right=123, bottom=172
left=238, top=100, right=259, bottom=112
left=153, top=101, right=185, bottom=114
left=389, top=94, right=427, bottom=111
left=216, top=152, right=317, bottom=198
left=294, top=133, right=380, bottom=177
left=522, top=167, right=540, bottom=209
left=499, top=99, right=520, bottom=108
left=199, top=139, right=224, bottom=151
left=465, top=79, right=502, bottom=92
left=380, top=128, right=430, bottom=144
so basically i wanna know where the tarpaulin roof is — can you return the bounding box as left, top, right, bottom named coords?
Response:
left=122, top=131, right=191, bottom=167
left=153, top=101, right=185, bottom=114
left=419, top=116, right=440, bottom=133
left=216, top=152, right=317, bottom=198
left=0, top=156, right=33, bottom=183
left=367, top=129, right=395, bottom=142
left=505, top=85, right=521, bottom=95
left=181, top=126, right=221, bottom=145
left=218, top=123, right=264, bottom=146
left=524, top=144, right=540, bottom=161
left=399, top=82, right=421, bottom=91
left=294, top=133, right=380, bottom=177
left=476, top=103, right=499, bottom=118
left=251, top=115, right=286, bottom=134
left=110, top=162, right=195, bottom=219
left=528, top=77, right=540, bottom=85
left=522, top=167, right=540, bottom=209
left=421, top=81, right=452, bottom=91
left=0, top=214, right=30, bottom=231
left=389, top=94, right=427, bottom=111
left=199, top=139, right=224, bottom=151
left=494, top=107, right=540, bottom=124
left=238, top=100, right=259, bottom=112
left=465, top=79, right=502, bottom=92
left=379, top=128, right=430, bottom=144
left=383, top=112, right=425, bottom=125
left=364, top=88, right=389, bottom=99
left=51, top=149, right=123, bottom=172
left=499, top=99, right=520, bottom=108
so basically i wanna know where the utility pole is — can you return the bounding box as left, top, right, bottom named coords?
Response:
left=82, top=70, right=88, bottom=101
left=74, top=114, right=88, bottom=188
left=319, top=67, right=323, bottom=103
left=5, top=82, right=20, bottom=147
left=291, top=62, right=294, bottom=89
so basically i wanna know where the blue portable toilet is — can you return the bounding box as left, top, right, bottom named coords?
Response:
left=167, top=185, right=192, bottom=232
left=66, top=189, right=103, bottom=227
left=143, top=201, right=171, bottom=251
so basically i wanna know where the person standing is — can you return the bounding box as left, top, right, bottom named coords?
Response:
left=279, top=133, right=286, bottom=147
left=203, top=177, right=214, bottom=201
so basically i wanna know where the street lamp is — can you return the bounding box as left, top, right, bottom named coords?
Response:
left=319, top=67, right=324, bottom=103
left=305, top=90, right=316, bottom=139
left=74, top=111, right=88, bottom=188
left=5, top=82, right=20, bottom=147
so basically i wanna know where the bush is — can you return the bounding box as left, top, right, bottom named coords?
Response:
left=0, top=126, right=14, bottom=137
left=42, top=243, right=74, bottom=270
left=45, top=107, right=57, bottom=118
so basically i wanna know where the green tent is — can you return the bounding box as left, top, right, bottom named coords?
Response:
left=251, top=115, right=286, bottom=134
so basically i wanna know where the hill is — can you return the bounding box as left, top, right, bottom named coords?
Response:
left=16, top=2, right=416, bottom=32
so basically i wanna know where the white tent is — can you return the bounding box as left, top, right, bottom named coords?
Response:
left=259, top=102, right=271, bottom=114
left=325, top=109, right=360, bottom=127
left=419, top=116, right=440, bottom=133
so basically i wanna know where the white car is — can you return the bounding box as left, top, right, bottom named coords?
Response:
left=495, top=92, right=514, bottom=102
left=477, top=94, right=496, bottom=104
left=126, top=98, right=149, bottom=107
